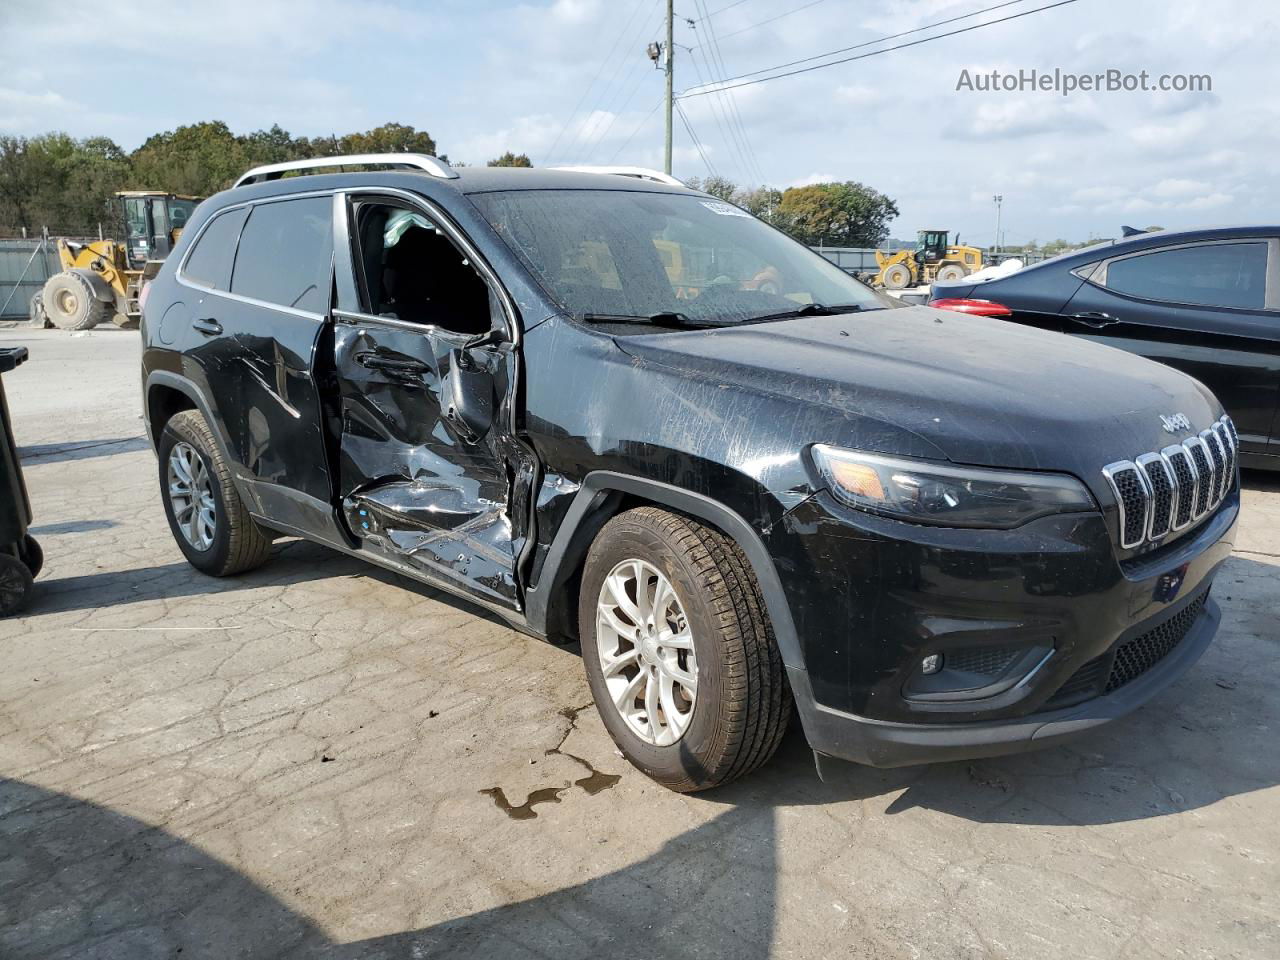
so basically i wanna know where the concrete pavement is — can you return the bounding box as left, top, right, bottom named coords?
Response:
left=1, top=327, right=1277, bottom=959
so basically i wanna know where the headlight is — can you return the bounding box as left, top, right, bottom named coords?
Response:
left=811, top=444, right=1096, bottom=529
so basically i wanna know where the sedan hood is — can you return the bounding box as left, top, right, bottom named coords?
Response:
left=615, top=306, right=1221, bottom=487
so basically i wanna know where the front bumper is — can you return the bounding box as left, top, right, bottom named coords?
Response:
left=791, top=595, right=1220, bottom=767
left=770, top=485, right=1237, bottom=766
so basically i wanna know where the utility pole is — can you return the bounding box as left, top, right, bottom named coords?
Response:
left=664, top=0, right=674, bottom=175
left=992, top=194, right=1003, bottom=259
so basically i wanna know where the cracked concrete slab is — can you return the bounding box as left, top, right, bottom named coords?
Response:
left=0, top=327, right=1277, bottom=959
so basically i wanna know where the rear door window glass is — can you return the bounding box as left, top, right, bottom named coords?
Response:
left=1104, top=242, right=1268, bottom=309
left=181, top=207, right=249, bottom=291
left=231, top=197, right=333, bottom=313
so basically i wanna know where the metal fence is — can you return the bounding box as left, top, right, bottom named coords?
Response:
left=0, top=238, right=60, bottom=320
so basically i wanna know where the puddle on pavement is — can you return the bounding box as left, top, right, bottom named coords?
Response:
left=479, top=786, right=567, bottom=821
left=480, top=701, right=622, bottom=819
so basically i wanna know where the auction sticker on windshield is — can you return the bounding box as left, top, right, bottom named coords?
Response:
left=700, top=200, right=751, bottom=217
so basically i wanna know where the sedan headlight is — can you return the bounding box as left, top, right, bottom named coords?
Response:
left=811, top=444, right=1096, bottom=529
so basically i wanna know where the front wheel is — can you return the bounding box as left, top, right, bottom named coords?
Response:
left=41, top=271, right=109, bottom=331
left=579, top=507, right=791, bottom=792
left=158, top=410, right=274, bottom=576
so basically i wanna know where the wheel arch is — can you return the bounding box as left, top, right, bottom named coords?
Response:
left=524, top=471, right=804, bottom=672
left=145, top=372, right=228, bottom=461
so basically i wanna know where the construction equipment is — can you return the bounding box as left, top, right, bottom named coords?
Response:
left=32, top=191, right=202, bottom=330
left=873, top=230, right=984, bottom=291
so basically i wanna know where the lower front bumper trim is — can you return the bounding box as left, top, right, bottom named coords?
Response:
left=792, top=597, right=1221, bottom=769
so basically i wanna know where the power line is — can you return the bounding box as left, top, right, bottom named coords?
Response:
left=687, top=42, right=757, bottom=181
left=690, top=0, right=766, bottom=183
left=698, top=0, right=753, bottom=19
left=563, top=3, right=663, bottom=161
left=609, top=99, right=664, bottom=163
left=545, top=0, right=647, bottom=163
left=717, top=0, right=826, bottom=41
left=679, top=0, right=1079, bottom=99
left=696, top=0, right=1037, bottom=85
left=675, top=101, right=719, bottom=177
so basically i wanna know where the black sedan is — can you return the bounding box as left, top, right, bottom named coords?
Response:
left=929, top=225, right=1280, bottom=470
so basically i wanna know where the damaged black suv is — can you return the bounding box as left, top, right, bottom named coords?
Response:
left=142, top=156, right=1239, bottom=791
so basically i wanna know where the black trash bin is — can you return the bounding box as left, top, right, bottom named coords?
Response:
left=0, top=347, right=41, bottom=615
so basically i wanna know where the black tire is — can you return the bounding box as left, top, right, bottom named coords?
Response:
left=0, top=554, right=33, bottom=616
left=158, top=410, right=273, bottom=576
left=19, top=534, right=43, bottom=579
left=41, top=271, right=110, bottom=331
left=579, top=507, right=791, bottom=792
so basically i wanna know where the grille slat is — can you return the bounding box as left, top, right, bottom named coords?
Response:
left=1166, top=447, right=1196, bottom=529
left=1138, top=455, right=1173, bottom=539
left=1186, top=440, right=1213, bottom=518
left=1105, top=415, right=1235, bottom=549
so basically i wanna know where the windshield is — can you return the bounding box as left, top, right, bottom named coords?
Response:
left=470, top=189, right=892, bottom=326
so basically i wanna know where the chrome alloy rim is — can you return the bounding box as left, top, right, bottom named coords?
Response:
left=167, top=441, right=216, bottom=550
left=595, top=559, right=697, bottom=746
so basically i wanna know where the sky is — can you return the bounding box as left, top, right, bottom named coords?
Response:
left=1, top=0, right=1276, bottom=246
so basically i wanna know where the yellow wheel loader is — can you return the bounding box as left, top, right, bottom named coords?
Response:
left=33, top=192, right=202, bottom=330
left=874, top=229, right=983, bottom=291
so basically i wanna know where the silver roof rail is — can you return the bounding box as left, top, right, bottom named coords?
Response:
left=549, top=165, right=685, bottom=187
left=234, top=153, right=458, bottom=187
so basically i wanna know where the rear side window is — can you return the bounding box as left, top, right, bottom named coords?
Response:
left=1104, top=242, right=1268, bottom=309
left=182, top=207, right=248, bottom=290
left=231, top=197, right=333, bottom=313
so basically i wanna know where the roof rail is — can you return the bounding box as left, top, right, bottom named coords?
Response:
left=549, top=165, right=685, bottom=187
left=234, top=153, right=458, bottom=188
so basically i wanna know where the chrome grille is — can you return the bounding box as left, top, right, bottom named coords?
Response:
left=1102, top=415, right=1236, bottom=550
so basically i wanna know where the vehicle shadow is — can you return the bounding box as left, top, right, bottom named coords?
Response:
left=18, top=435, right=151, bottom=464
left=1241, top=467, right=1280, bottom=493
left=0, top=778, right=777, bottom=960
left=29, top=538, right=511, bottom=631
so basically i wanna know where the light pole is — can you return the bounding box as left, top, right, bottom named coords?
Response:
left=992, top=194, right=1003, bottom=260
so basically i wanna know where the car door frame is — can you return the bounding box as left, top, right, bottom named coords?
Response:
left=173, top=188, right=350, bottom=549
left=326, top=186, right=539, bottom=611
left=1065, top=235, right=1280, bottom=453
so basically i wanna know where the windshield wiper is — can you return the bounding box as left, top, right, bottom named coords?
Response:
left=741, top=303, right=868, bottom=324
left=579, top=311, right=710, bottom=328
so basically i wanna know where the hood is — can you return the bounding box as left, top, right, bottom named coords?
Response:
left=614, top=306, right=1222, bottom=492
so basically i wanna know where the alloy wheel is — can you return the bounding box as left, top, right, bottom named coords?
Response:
left=167, top=441, right=216, bottom=550
left=595, top=558, right=698, bottom=746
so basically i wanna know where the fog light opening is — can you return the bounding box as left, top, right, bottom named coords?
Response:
left=921, top=654, right=943, bottom=675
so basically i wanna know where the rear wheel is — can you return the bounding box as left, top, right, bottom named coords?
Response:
left=882, top=262, right=912, bottom=290
left=935, top=262, right=967, bottom=283
left=158, top=410, right=273, bottom=576
left=579, top=507, right=791, bottom=792
left=41, top=271, right=110, bottom=331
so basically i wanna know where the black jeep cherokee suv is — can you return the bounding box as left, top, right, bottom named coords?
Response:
left=141, top=156, right=1239, bottom=792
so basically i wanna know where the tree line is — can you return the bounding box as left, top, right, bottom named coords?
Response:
left=0, top=121, right=534, bottom=236
left=0, top=118, right=897, bottom=247
left=685, top=176, right=899, bottom=248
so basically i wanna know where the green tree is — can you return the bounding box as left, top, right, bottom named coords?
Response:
left=339, top=122, right=436, bottom=155
left=775, top=181, right=899, bottom=247
left=129, top=121, right=249, bottom=196
left=0, top=133, right=129, bottom=234
left=487, top=151, right=532, bottom=167
left=685, top=174, right=737, bottom=202
left=732, top=185, right=783, bottom=223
